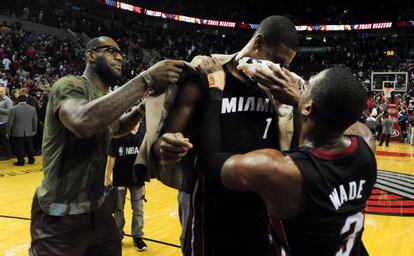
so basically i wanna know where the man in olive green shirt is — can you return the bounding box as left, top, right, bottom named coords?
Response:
left=30, top=36, right=186, bottom=256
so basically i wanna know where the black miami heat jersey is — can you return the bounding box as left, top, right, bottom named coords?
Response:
left=271, top=136, right=377, bottom=256
left=197, top=67, right=279, bottom=256
left=220, top=69, right=279, bottom=153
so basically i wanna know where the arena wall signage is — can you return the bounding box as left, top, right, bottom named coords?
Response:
left=387, top=103, right=402, bottom=141
left=98, top=0, right=407, bottom=31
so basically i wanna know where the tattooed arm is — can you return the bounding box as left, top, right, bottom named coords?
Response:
left=59, top=60, right=185, bottom=138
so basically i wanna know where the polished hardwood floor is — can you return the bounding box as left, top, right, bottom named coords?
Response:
left=1, top=142, right=413, bottom=255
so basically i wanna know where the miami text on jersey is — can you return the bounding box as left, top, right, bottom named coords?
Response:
left=221, top=97, right=274, bottom=114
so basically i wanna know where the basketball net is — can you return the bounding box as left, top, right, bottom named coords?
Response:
left=383, top=87, right=394, bottom=98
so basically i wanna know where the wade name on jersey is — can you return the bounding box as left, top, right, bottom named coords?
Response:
left=221, top=96, right=274, bottom=114
left=118, top=146, right=139, bottom=157
left=329, top=180, right=367, bottom=210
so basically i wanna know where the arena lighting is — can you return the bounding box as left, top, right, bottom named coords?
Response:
left=98, top=0, right=408, bottom=31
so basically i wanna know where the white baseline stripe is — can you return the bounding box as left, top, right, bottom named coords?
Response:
left=374, top=183, right=414, bottom=200
left=378, top=171, right=414, bottom=182
left=377, top=175, right=414, bottom=188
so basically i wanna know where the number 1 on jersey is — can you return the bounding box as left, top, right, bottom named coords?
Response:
left=263, top=118, right=272, bottom=139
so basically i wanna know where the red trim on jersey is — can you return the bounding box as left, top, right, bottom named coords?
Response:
left=310, top=136, right=358, bottom=160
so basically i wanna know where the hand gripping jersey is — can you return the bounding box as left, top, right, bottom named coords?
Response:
left=271, top=136, right=377, bottom=256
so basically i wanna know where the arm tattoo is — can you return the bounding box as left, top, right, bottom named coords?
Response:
left=81, top=75, right=147, bottom=130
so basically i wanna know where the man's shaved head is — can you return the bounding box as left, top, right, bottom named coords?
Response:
left=85, top=36, right=119, bottom=51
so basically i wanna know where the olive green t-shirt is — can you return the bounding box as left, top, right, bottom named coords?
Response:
left=36, top=75, right=111, bottom=216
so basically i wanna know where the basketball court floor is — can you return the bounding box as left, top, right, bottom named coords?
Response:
left=1, top=142, right=413, bottom=256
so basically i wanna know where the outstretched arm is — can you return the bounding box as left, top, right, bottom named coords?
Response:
left=221, top=149, right=304, bottom=219
left=59, top=60, right=185, bottom=139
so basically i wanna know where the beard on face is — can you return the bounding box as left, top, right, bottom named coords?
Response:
left=95, top=56, right=122, bottom=83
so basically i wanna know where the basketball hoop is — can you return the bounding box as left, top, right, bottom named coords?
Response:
left=383, top=87, right=394, bottom=98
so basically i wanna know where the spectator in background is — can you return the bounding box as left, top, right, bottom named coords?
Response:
left=379, top=113, right=393, bottom=147
left=371, top=107, right=378, bottom=117
left=376, top=111, right=384, bottom=141
left=26, top=46, right=36, bottom=61
left=6, top=94, right=37, bottom=165
left=0, top=87, right=13, bottom=160
left=21, top=88, right=38, bottom=110
left=408, top=100, right=414, bottom=113
left=38, top=91, right=48, bottom=123
left=11, top=89, right=20, bottom=105
left=0, top=46, right=4, bottom=60
left=2, top=56, right=11, bottom=71
left=407, top=110, right=414, bottom=145
left=0, top=76, right=8, bottom=87
left=365, top=114, right=377, bottom=136
left=21, top=87, right=41, bottom=153
left=105, top=120, right=147, bottom=251
left=39, top=78, right=50, bottom=91
left=399, top=110, right=408, bottom=142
